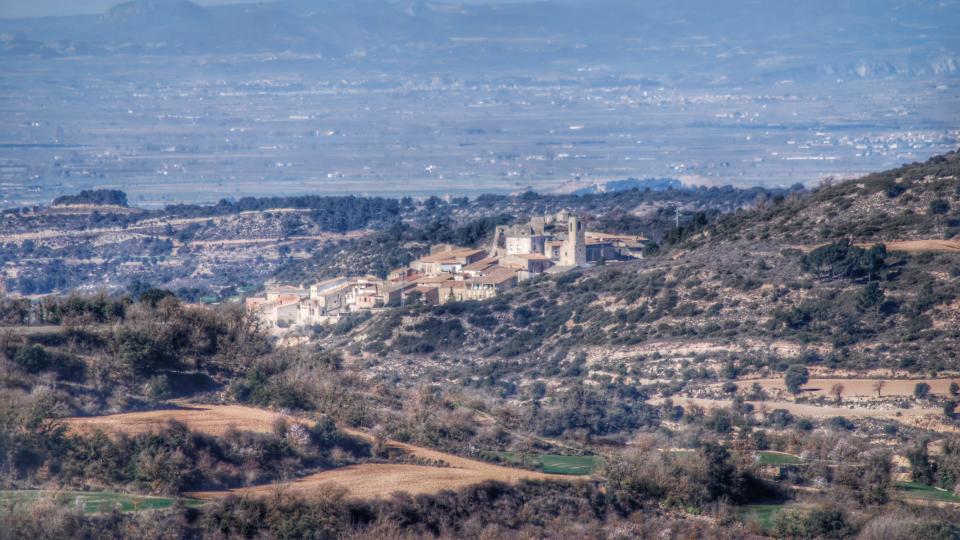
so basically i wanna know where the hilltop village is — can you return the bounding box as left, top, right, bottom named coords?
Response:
left=246, top=211, right=645, bottom=329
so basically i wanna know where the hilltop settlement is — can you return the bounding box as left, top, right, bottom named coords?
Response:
left=246, top=211, right=645, bottom=329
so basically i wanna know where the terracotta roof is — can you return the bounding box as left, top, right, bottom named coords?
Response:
left=383, top=282, right=418, bottom=293
left=389, top=271, right=423, bottom=283
left=275, top=294, right=302, bottom=305
left=414, top=275, right=455, bottom=286
left=412, top=286, right=437, bottom=294
left=474, top=267, right=518, bottom=284
left=463, top=256, right=499, bottom=271
left=417, top=247, right=486, bottom=263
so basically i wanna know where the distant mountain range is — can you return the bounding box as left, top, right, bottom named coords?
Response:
left=1, top=0, right=958, bottom=83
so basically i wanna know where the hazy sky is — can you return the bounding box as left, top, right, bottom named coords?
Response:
left=0, top=0, right=270, bottom=19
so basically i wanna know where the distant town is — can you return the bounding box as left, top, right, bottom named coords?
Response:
left=247, top=211, right=646, bottom=330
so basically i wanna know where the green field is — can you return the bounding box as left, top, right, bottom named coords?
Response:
left=492, top=452, right=599, bottom=475
left=896, top=482, right=960, bottom=504
left=757, top=451, right=801, bottom=466
left=0, top=490, right=204, bottom=514
left=539, top=455, right=599, bottom=475
left=741, top=503, right=790, bottom=530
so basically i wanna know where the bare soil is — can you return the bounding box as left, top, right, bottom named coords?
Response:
left=189, top=463, right=526, bottom=500
left=65, top=404, right=287, bottom=438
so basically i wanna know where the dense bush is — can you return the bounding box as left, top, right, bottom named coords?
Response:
left=801, top=240, right=886, bottom=281
left=604, top=437, right=774, bottom=508
left=533, top=384, right=659, bottom=439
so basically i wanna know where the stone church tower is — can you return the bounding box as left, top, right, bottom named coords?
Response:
left=560, top=215, right=586, bottom=266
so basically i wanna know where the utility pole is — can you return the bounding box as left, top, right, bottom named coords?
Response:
left=675, top=207, right=681, bottom=229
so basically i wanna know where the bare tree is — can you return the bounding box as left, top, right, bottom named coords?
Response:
left=831, top=383, right=845, bottom=404
left=873, top=380, right=886, bottom=398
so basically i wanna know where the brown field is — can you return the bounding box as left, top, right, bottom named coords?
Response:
left=189, top=463, right=537, bottom=500
left=65, top=404, right=288, bottom=438
left=734, top=378, right=959, bottom=398
left=65, top=404, right=575, bottom=500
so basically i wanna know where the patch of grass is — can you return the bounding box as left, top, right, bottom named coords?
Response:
left=741, top=503, right=790, bottom=530
left=896, top=482, right=960, bottom=504
left=539, top=455, right=598, bottom=475
left=491, top=452, right=599, bottom=475
left=757, top=451, right=801, bottom=466
left=0, top=490, right=204, bottom=514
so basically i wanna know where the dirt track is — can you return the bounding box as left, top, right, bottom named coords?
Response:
left=881, top=240, right=960, bottom=253
left=734, top=378, right=959, bottom=398
left=656, top=397, right=940, bottom=419
left=64, top=404, right=574, bottom=500
left=797, top=239, right=960, bottom=254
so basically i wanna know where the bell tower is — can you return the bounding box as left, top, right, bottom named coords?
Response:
left=560, top=215, right=586, bottom=266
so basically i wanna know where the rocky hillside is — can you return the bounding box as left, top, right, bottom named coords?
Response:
left=705, top=150, right=960, bottom=246
left=340, top=154, right=960, bottom=394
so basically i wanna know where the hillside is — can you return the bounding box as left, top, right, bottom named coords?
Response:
left=338, top=153, right=960, bottom=394
left=706, top=150, right=960, bottom=245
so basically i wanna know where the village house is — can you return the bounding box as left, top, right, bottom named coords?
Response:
left=438, top=266, right=517, bottom=303
left=586, top=232, right=647, bottom=259
left=409, top=246, right=486, bottom=274
left=245, top=293, right=302, bottom=328
left=500, top=253, right=553, bottom=280
left=265, top=285, right=309, bottom=301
